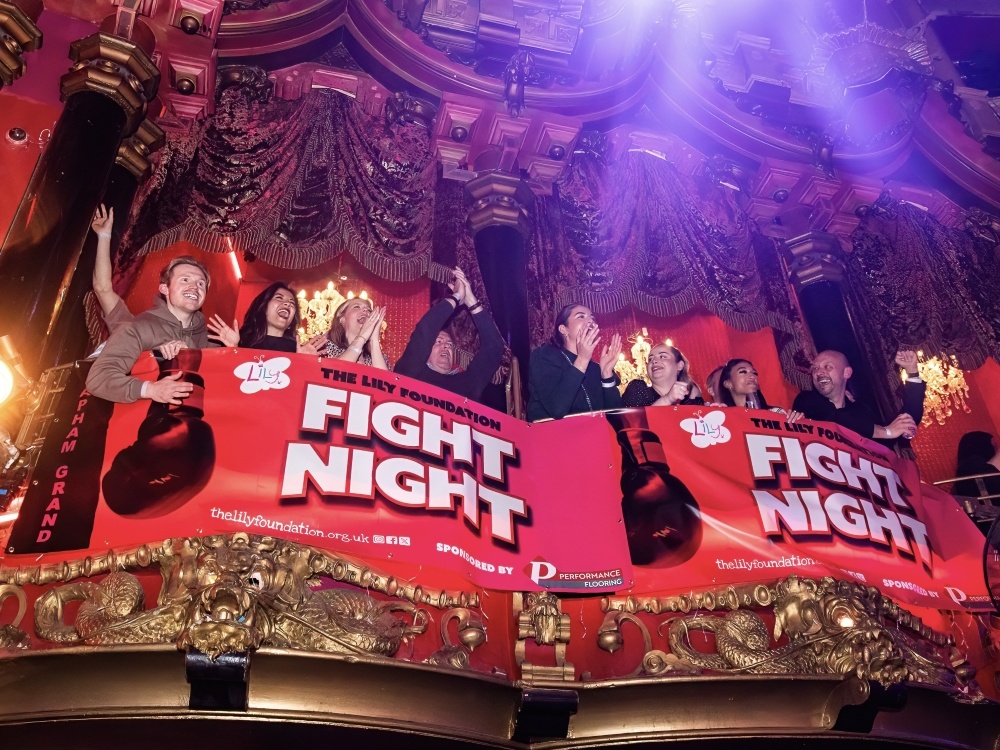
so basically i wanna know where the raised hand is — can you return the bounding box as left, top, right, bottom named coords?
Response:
left=448, top=268, right=468, bottom=305
left=297, top=339, right=321, bottom=355
left=895, top=350, right=919, bottom=376
left=91, top=204, right=114, bottom=238
left=598, top=332, right=622, bottom=379
left=357, top=305, right=386, bottom=342
left=576, top=322, right=601, bottom=364
left=453, top=268, right=477, bottom=307
left=157, top=339, right=188, bottom=360
left=207, top=315, right=240, bottom=347
left=307, top=332, right=328, bottom=352
left=145, top=371, right=193, bottom=405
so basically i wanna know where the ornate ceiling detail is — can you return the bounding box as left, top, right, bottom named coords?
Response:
left=807, top=20, right=931, bottom=87
left=432, top=92, right=580, bottom=194
left=223, top=0, right=277, bottom=13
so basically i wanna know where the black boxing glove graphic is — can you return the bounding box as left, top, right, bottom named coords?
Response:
left=102, top=349, right=215, bottom=517
left=608, top=410, right=703, bottom=567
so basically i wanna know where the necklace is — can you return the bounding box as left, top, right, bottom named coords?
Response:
left=561, top=349, right=594, bottom=411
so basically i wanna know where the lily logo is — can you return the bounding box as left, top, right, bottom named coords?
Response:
left=680, top=410, right=731, bottom=448
left=234, top=356, right=291, bottom=394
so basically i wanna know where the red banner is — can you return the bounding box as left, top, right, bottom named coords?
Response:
left=3, top=349, right=989, bottom=608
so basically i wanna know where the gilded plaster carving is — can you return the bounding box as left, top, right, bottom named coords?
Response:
left=12, top=534, right=477, bottom=659
left=602, top=576, right=976, bottom=692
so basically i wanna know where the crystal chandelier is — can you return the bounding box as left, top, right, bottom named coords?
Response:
left=908, top=351, right=971, bottom=427
left=613, top=328, right=669, bottom=394
left=295, top=282, right=369, bottom=342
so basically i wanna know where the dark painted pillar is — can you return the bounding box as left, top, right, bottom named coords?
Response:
left=39, top=118, right=165, bottom=367
left=784, top=231, right=886, bottom=422
left=465, top=171, right=536, bottom=407
left=0, top=0, right=43, bottom=90
left=0, top=31, right=159, bottom=374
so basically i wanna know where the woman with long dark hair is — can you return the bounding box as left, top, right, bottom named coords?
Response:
left=207, top=282, right=313, bottom=353
left=718, top=358, right=800, bottom=419
left=527, top=303, right=623, bottom=421
left=719, top=358, right=772, bottom=409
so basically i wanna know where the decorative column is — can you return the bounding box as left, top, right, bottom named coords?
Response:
left=784, top=231, right=885, bottom=422
left=39, top=118, right=165, bottom=367
left=0, top=30, right=159, bottom=374
left=466, top=170, right=536, bottom=399
left=0, top=0, right=42, bottom=90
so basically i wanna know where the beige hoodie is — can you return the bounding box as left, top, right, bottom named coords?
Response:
left=86, top=296, right=210, bottom=403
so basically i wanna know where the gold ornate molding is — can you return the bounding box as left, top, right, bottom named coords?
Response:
left=424, top=607, right=487, bottom=670
left=60, top=32, right=161, bottom=136
left=601, top=575, right=975, bottom=692
left=115, top=116, right=167, bottom=180
left=514, top=591, right=574, bottom=682
left=0, top=583, right=28, bottom=649
left=466, top=171, right=536, bottom=240
left=783, top=231, right=847, bottom=290
left=0, top=0, right=42, bottom=89
left=2, top=533, right=479, bottom=660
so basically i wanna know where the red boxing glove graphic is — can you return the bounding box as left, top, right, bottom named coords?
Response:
left=102, top=349, right=215, bottom=517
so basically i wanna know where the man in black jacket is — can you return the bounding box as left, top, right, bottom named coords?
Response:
left=792, top=349, right=925, bottom=444
left=395, top=268, right=504, bottom=403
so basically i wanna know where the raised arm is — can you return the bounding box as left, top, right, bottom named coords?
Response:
left=91, top=205, right=124, bottom=317
left=895, top=350, right=926, bottom=425
left=455, top=273, right=503, bottom=390
left=395, top=297, right=459, bottom=374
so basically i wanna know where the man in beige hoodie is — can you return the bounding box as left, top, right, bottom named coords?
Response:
left=86, top=256, right=211, bottom=404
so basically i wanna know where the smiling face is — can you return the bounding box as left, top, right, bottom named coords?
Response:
left=159, top=263, right=207, bottom=320
left=723, top=360, right=758, bottom=399
left=810, top=350, right=852, bottom=404
left=428, top=330, right=456, bottom=374
left=336, top=299, right=373, bottom=340
left=647, top=344, right=683, bottom=388
left=558, top=305, right=596, bottom=352
left=264, top=287, right=297, bottom=336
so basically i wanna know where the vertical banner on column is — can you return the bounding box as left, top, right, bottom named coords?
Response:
left=6, top=363, right=114, bottom=554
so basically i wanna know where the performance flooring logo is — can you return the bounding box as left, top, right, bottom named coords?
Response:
left=234, top=356, right=291, bottom=393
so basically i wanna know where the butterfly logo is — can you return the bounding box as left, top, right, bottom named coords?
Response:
left=234, top=356, right=291, bottom=394
left=680, top=410, right=731, bottom=448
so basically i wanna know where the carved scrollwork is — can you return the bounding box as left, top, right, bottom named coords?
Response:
left=425, top=607, right=487, bottom=669
left=20, top=534, right=478, bottom=660
left=598, top=611, right=699, bottom=677
left=601, top=576, right=975, bottom=692
left=385, top=91, right=438, bottom=129
left=514, top=591, right=574, bottom=682
left=503, top=50, right=537, bottom=117
left=0, top=583, right=29, bottom=649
